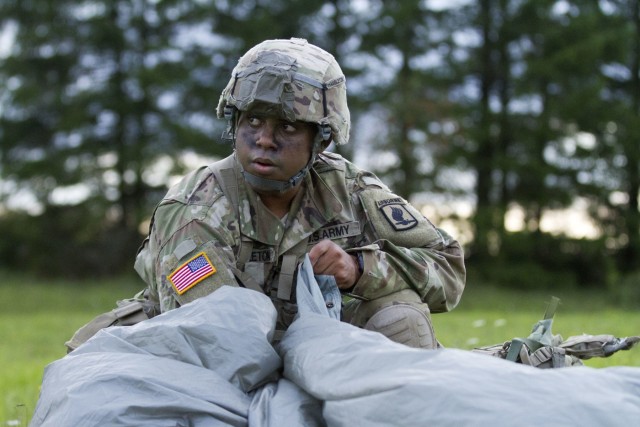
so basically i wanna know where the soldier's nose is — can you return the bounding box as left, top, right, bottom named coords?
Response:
left=255, top=125, right=276, bottom=150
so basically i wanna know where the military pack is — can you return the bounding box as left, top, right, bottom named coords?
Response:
left=472, top=297, right=640, bottom=368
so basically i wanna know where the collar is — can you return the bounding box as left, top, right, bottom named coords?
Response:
left=236, top=167, right=344, bottom=250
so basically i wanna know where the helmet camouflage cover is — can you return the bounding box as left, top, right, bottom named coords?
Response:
left=216, top=38, right=351, bottom=145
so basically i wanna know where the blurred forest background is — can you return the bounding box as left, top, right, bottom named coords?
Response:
left=1, top=0, right=639, bottom=299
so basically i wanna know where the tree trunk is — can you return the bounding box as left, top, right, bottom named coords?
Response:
left=621, top=0, right=640, bottom=271
left=472, top=0, right=497, bottom=260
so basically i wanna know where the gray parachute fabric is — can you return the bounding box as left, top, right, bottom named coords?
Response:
left=32, top=255, right=640, bottom=426
left=280, top=311, right=640, bottom=426
left=30, top=285, right=324, bottom=427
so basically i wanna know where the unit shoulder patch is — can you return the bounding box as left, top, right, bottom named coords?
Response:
left=359, top=189, right=442, bottom=247
left=168, top=252, right=217, bottom=295
left=376, top=198, right=418, bottom=231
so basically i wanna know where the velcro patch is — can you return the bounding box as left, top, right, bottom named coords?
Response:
left=169, top=252, right=216, bottom=295
left=360, top=189, right=442, bottom=247
left=307, top=221, right=361, bottom=244
left=377, top=199, right=418, bottom=231
left=250, top=248, right=275, bottom=263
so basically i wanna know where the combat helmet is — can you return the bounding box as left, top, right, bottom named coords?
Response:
left=216, top=38, right=350, bottom=192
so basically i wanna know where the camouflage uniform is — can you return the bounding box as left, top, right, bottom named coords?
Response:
left=134, top=151, right=465, bottom=334
left=133, top=38, right=466, bottom=344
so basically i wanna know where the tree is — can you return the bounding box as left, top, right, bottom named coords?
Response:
left=1, top=0, right=638, bottom=282
left=0, top=0, right=239, bottom=274
left=513, top=0, right=640, bottom=272
left=600, top=0, right=640, bottom=272
left=349, top=1, right=461, bottom=199
left=0, top=0, right=338, bottom=275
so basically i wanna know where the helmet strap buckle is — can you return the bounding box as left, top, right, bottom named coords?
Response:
left=223, top=104, right=235, bottom=121
left=221, top=104, right=237, bottom=144
left=319, top=124, right=332, bottom=142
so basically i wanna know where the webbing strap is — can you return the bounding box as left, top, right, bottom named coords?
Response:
left=507, top=297, right=561, bottom=363
left=214, top=157, right=262, bottom=292
left=518, top=345, right=532, bottom=366
left=505, top=338, right=543, bottom=362
left=216, top=158, right=239, bottom=211
left=543, top=296, right=560, bottom=320
left=229, top=265, right=264, bottom=294
left=528, top=346, right=567, bottom=368
left=551, top=348, right=567, bottom=367
left=506, top=339, right=525, bottom=362
left=277, top=254, right=298, bottom=301
left=236, top=235, right=254, bottom=271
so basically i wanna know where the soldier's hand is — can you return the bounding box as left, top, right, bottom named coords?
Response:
left=308, top=239, right=361, bottom=289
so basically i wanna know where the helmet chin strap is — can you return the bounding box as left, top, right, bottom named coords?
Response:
left=237, top=128, right=327, bottom=194
left=240, top=166, right=307, bottom=193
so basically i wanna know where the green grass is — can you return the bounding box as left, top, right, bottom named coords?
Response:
left=1, top=273, right=143, bottom=427
left=2, top=273, right=639, bottom=425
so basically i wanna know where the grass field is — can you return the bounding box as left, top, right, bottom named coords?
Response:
left=2, top=272, right=639, bottom=426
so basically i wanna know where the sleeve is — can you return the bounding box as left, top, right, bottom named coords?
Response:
left=349, top=176, right=466, bottom=313
left=134, top=180, right=241, bottom=313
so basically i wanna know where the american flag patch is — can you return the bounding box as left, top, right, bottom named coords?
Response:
left=169, top=252, right=216, bottom=295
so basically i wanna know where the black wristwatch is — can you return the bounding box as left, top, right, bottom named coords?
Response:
left=355, top=251, right=364, bottom=275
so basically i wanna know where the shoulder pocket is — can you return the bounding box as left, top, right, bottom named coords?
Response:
left=162, top=238, right=238, bottom=306
left=359, top=189, right=441, bottom=248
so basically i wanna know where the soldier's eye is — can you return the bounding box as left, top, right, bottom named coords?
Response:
left=282, top=123, right=297, bottom=133
left=247, top=116, right=262, bottom=126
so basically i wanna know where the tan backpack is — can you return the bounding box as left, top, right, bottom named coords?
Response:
left=65, top=291, right=159, bottom=353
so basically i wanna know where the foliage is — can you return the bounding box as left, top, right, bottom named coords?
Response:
left=467, top=231, right=617, bottom=290
left=0, top=204, right=141, bottom=276
left=457, top=0, right=640, bottom=269
left=609, top=270, right=640, bottom=310
left=0, top=0, right=639, bottom=281
left=0, top=0, right=333, bottom=275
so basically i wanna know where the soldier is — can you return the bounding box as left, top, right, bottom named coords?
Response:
left=70, top=38, right=466, bottom=351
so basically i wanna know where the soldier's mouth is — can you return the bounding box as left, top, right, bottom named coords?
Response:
left=254, top=157, right=274, bottom=165
left=251, top=158, right=277, bottom=174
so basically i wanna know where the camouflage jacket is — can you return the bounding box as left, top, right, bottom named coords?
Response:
left=134, top=152, right=466, bottom=325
